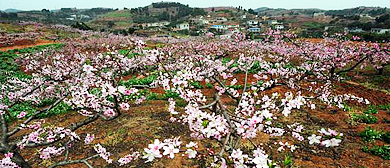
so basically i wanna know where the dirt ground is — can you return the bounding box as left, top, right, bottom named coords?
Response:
left=0, top=40, right=56, bottom=51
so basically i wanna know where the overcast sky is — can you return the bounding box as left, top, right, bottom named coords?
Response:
left=0, top=0, right=389, bottom=11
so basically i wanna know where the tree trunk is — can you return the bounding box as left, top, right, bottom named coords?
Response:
left=12, top=151, right=31, bottom=168
left=377, top=68, right=383, bottom=75
left=330, top=67, right=335, bottom=79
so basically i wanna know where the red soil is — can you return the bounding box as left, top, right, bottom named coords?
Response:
left=0, top=40, right=56, bottom=51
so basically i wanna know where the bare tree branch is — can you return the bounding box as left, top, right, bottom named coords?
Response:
left=48, top=154, right=99, bottom=168
left=7, top=95, right=67, bottom=137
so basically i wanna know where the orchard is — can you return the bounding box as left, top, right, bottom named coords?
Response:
left=0, top=28, right=389, bottom=168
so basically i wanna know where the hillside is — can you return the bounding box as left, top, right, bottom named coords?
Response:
left=254, top=6, right=389, bottom=16
left=3, top=8, right=23, bottom=13
left=0, top=7, right=114, bottom=25
left=87, top=9, right=133, bottom=30
left=87, top=2, right=207, bottom=31
left=255, top=7, right=324, bottom=16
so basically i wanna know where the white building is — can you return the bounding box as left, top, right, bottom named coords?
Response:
left=247, top=20, right=259, bottom=26
left=249, top=27, right=261, bottom=33
left=215, top=17, right=228, bottom=23
left=268, top=20, right=278, bottom=25
left=227, top=24, right=240, bottom=29
left=147, top=21, right=170, bottom=27
left=176, top=23, right=190, bottom=30
left=197, top=18, right=209, bottom=25
left=211, top=25, right=227, bottom=30
left=346, top=27, right=364, bottom=33
left=371, top=28, right=390, bottom=34
left=313, top=12, right=325, bottom=17
left=274, top=25, right=284, bottom=30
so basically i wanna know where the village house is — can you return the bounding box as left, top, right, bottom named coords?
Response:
left=194, top=16, right=209, bottom=25
left=176, top=22, right=190, bottom=30
left=274, top=24, right=284, bottom=30
left=313, top=12, right=325, bottom=17
left=371, top=28, right=390, bottom=34
left=247, top=20, right=259, bottom=26
left=248, top=27, right=261, bottom=33
left=211, top=25, right=227, bottom=30
left=267, top=20, right=278, bottom=25
left=147, top=21, right=170, bottom=28
left=214, top=17, right=228, bottom=23
left=345, top=27, right=364, bottom=33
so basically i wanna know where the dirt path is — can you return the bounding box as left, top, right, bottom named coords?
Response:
left=0, top=40, right=57, bottom=51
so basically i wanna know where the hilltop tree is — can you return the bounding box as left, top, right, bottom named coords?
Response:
left=248, top=8, right=257, bottom=15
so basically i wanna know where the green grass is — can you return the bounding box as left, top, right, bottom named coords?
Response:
left=100, top=10, right=132, bottom=18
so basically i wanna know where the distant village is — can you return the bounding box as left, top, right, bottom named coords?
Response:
left=1, top=2, right=389, bottom=40
left=129, top=4, right=289, bottom=38
left=122, top=4, right=390, bottom=40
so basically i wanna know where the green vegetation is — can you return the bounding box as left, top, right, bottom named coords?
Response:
left=190, top=81, right=204, bottom=89
left=130, top=2, right=207, bottom=23
left=358, top=126, right=390, bottom=160
left=359, top=126, right=383, bottom=142
left=0, top=8, right=113, bottom=25
left=0, top=44, right=63, bottom=83
left=206, top=83, right=213, bottom=89
left=249, top=61, right=263, bottom=73
left=362, top=145, right=390, bottom=160
left=120, top=74, right=157, bottom=87
left=162, top=90, right=180, bottom=99
left=100, top=10, right=132, bottom=18
left=228, top=84, right=243, bottom=90
left=283, top=155, right=293, bottom=167
left=350, top=106, right=380, bottom=124
left=1, top=44, right=72, bottom=122
left=364, top=106, right=378, bottom=114
left=377, top=103, right=390, bottom=112
left=351, top=113, right=378, bottom=124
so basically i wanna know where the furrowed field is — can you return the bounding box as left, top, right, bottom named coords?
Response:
left=0, top=23, right=389, bottom=168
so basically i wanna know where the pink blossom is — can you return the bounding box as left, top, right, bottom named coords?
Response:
left=84, top=134, right=94, bottom=144
left=17, top=111, right=27, bottom=119
left=118, top=152, right=140, bottom=166
left=94, top=144, right=113, bottom=163
left=162, top=144, right=179, bottom=159
left=143, top=139, right=164, bottom=162
left=120, top=102, right=130, bottom=111
left=103, top=108, right=116, bottom=117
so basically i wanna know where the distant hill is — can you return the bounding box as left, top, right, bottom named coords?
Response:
left=4, top=9, right=23, bottom=13
left=254, top=7, right=324, bottom=16
left=0, top=7, right=114, bottom=25
left=325, top=6, right=388, bottom=16
left=254, top=6, right=389, bottom=16
left=128, top=2, right=206, bottom=23
left=87, top=1, right=208, bottom=30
